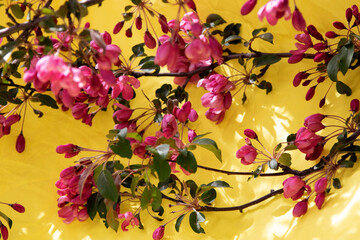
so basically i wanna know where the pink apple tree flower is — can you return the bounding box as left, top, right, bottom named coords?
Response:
left=282, top=176, right=305, bottom=199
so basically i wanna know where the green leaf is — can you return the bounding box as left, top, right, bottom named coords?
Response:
left=141, top=186, right=151, bottom=209
left=0, top=211, right=13, bottom=228
left=41, top=8, right=56, bottom=15
left=258, top=33, right=273, bottom=44
left=176, top=149, right=197, bottom=173
left=10, top=4, right=24, bottom=19
left=207, top=180, right=230, bottom=188
left=278, top=153, right=292, bottom=166
left=175, top=214, right=186, bottom=232
left=336, top=81, right=352, bottom=96
left=106, top=206, right=119, bottom=232
left=151, top=186, right=162, bottom=211
left=110, top=139, right=133, bottom=159
left=86, top=193, right=100, bottom=220
left=156, top=84, right=172, bottom=102
left=32, top=93, right=59, bottom=109
left=327, top=54, right=339, bottom=82
left=11, top=50, right=26, bottom=59
left=153, top=153, right=171, bottom=182
left=130, top=176, right=140, bottom=197
left=200, top=189, right=217, bottom=204
left=0, top=41, right=18, bottom=62
left=252, top=27, right=267, bottom=37
left=275, top=143, right=282, bottom=152
left=131, top=43, right=146, bottom=57
left=97, top=170, right=118, bottom=202
left=333, top=178, right=341, bottom=189
left=122, top=12, right=133, bottom=21
left=222, top=35, right=242, bottom=45
left=253, top=55, right=280, bottom=67
left=0, top=91, right=22, bottom=104
left=192, top=138, right=222, bottom=162
left=340, top=160, right=354, bottom=168
left=287, top=133, right=296, bottom=142
left=206, top=13, right=226, bottom=26
left=338, top=42, right=354, bottom=75
left=140, top=61, right=160, bottom=74
left=189, top=212, right=205, bottom=234
left=131, top=0, right=142, bottom=5
left=257, top=80, right=272, bottom=94
left=156, top=144, right=170, bottom=160
left=341, top=145, right=360, bottom=152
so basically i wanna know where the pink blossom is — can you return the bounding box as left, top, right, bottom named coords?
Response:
left=205, top=108, right=225, bottom=124
left=180, top=12, right=200, bottom=32
left=315, top=192, right=325, bottom=209
left=314, top=177, right=328, bottom=193
left=282, top=176, right=305, bottom=199
left=113, top=103, right=133, bottom=122
left=153, top=226, right=165, bottom=240
left=56, top=144, right=81, bottom=158
left=188, top=129, right=197, bottom=142
left=293, top=199, right=308, bottom=217
left=295, top=127, right=323, bottom=159
left=161, top=114, right=178, bottom=138
left=241, top=0, right=257, bottom=15
left=304, top=113, right=325, bottom=132
left=236, top=145, right=257, bottom=165
left=36, top=55, right=68, bottom=83
left=292, top=7, right=306, bottom=31
left=154, top=41, right=179, bottom=70
left=258, top=0, right=291, bottom=26
left=4, top=114, right=21, bottom=127
left=201, top=92, right=224, bottom=110
left=118, top=212, right=140, bottom=231
left=208, top=36, right=223, bottom=63
left=173, top=101, right=198, bottom=123
left=185, top=39, right=211, bottom=64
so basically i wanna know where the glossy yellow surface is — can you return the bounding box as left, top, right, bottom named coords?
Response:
left=1, top=0, right=360, bottom=239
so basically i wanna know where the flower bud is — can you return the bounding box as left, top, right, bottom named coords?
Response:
left=84, top=22, right=90, bottom=28
left=135, top=16, right=142, bottom=30
left=333, top=21, right=347, bottom=30
left=185, top=0, right=197, bottom=11
left=125, top=28, right=132, bottom=38
left=307, top=25, right=323, bottom=41
left=113, top=21, right=124, bottom=34
left=350, top=99, right=359, bottom=112
left=292, top=7, right=306, bottom=31
left=16, top=132, right=25, bottom=153
left=5, top=114, right=21, bottom=127
left=317, top=76, right=325, bottom=83
left=283, top=176, right=305, bottom=199
left=325, top=31, right=338, bottom=38
left=315, top=192, right=325, bottom=209
left=241, top=0, right=257, bottom=15
left=10, top=203, right=25, bottom=213
left=158, top=14, right=169, bottom=33
left=244, top=129, right=257, bottom=139
left=236, top=145, right=257, bottom=165
left=188, top=129, right=197, bottom=142
left=304, top=113, right=325, bottom=132
left=293, top=200, right=308, bottom=217
left=0, top=223, right=8, bottom=240
left=56, top=144, right=81, bottom=158
left=352, top=5, right=359, bottom=18
left=293, top=72, right=310, bottom=87
left=153, top=226, right=165, bottom=240
left=346, top=8, right=353, bottom=22
left=305, top=86, right=316, bottom=101
left=313, top=43, right=327, bottom=51
left=319, top=97, right=326, bottom=108
left=288, top=54, right=304, bottom=64
left=144, top=31, right=157, bottom=49
left=314, top=177, right=328, bottom=193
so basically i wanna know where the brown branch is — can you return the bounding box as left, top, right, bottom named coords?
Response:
left=197, top=164, right=289, bottom=176
left=0, top=0, right=104, bottom=38
left=198, top=188, right=284, bottom=212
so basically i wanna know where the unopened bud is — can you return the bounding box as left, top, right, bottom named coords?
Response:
left=16, top=132, right=25, bottom=153
left=10, top=203, right=25, bottom=213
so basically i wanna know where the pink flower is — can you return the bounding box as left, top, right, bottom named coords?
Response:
left=236, top=145, right=257, bottom=165
left=36, top=55, right=68, bottom=83
left=292, top=199, right=308, bottom=217
left=282, top=176, right=305, bottom=199
left=244, top=129, right=258, bottom=139
left=258, top=0, right=291, bottom=26
left=154, top=41, right=179, bottom=70
left=172, top=101, right=198, bottom=123
left=153, top=226, right=165, bottom=240
left=201, top=92, right=224, bottom=110
left=56, top=144, right=81, bottom=158
left=188, top=129, right=197, bottom=142
left=291, top=7, right=306, bottom=31
left=304, top=114, right=325, bottom=132
left=161, top=114, right=178, bottom=138
left=314, top=177, right=328, bottom=193
left=185, top=39, right=211, bottom=64
left=113, top=103, right=133, bottom=122
left=118, top=212, right=140, bottom=231
left=241, top=0, right=257, bottom=15
left=208, top=36, right=223, bottom=63
left=4, top=114, right=21, bottom=127
left=10, top=203, right=25, bottom=213
left=295, top=127, right=323, bottom=157
left=180, top=12, right=199, bottom=32
left=315, top=192, right=325, bottom=209
left=205, top=108, right=225, bottom=124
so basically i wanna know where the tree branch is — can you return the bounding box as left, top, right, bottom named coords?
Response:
left=0, top=0, right=104, bottom=38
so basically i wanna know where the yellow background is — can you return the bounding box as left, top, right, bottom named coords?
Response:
left=1, top=0, right=360, bottom=239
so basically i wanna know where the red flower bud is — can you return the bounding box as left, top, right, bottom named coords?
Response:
left=346, top=8, right=353, bottom=22
left=315, top=192, right=325, bottom=209
left=241, top=0, right=257, bottom=16
left=292, top=7, right=306, bottom=31
left=135, top=16, right=142, bottom=30
left=152, top=225, right=165, bottom=240
left=352, top=5, right=359, bottom=18
left=144, top=31, right=156, bottom=49
left=244, top=129, right=257, bottom=139
left=10, top=203, right=25, bottom=213
left=16, top=132, right=25, bottom=153
left=319, top=97, right=326, bottom=108
left=56, top=144, right=81, bottom=158
left=313, top=52, right=326, bottom=62
left=113, top=21, right=124, bottom=34
left=305, top=86, right=316, bottom=101
left=185, top=0, right=197, bottom=11
left=325, top=31, right=338, bottom=38
left=20, top=3, right=26, bottom=12
left=293, top=72, right=310, bottom=87
left=313, top=43, right=327, bottom=51
left=0, top=223, right=8, bottom=240
left=304, top=113, right=325, bottom=132
left=293, top=199, right=308, bottom=217
left=302, top=80, right=311, bottom=86
left=350, top=99, right=359, bottom=112
left=84, top=22, right=90, bottom=29
left=317, top=76, right=325, bottom=83
left=288, top=54, right=304, bottom=64
left=307, top=25, right=323, bottom=41
left=125, top=28, right=132, bottom=38
left=333, top=21, right=347, bottom=30
left=158, top=14, right=169, bottom=33
left=314, top=177, right=328, bottom=193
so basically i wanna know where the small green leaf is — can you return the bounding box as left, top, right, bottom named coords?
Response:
left=340, top=160, right=354, bottom=168
left=287, top=133, right=296, bottom=142
left=0, top=211, right=13, bottom=228
left=253, top=55, right=281, bottom=67
left=153, top=153, right=171, bottom=182
left=110, top=138, right=133, bottom=159
left=275, top=143, right=282, bottom=152
left=32, top=93, right=59, bottom=109
left=175, top=214, right=186, bottom=232
left=222, top=35, right=242, bottom=45
left=192, top=138, right=222, bottom=162
left=206, top=13, right=226, bottom=26
left=86, top=193, right=100, bottom=220
left=176, top=149, right=197, bottom=173
left=11, top=50, right=26, bottom=59
left=186, top=180, right=198, bottom=198
left=130, top=176, right=140, bottom=197
left=189, top=212, right=205, bottom=234
left=336, top=81, right=352, bottom=96
left=252, top=27, right=267, bottom=37
left=41, top=8, right=56, bottom=15
left=131, top=0, right=142, bottom=5
left=327, top=55, right=339, bottom=82
left=258, top=33, right=273, bottom=44
left=97, top=170, right=118, bottom=202
left=200, top=189, right=217, bottom=204
left=341, top=145, right=360, bottom=152
left=10, top=4, right=24, bottom=19
left=333, top=178, right=341, bottom=189
left=207, top=180, right=230, bottom=188
left=156, top=144, right=170, bottom=160
left=338, top=42, right=354, bottom=75
left=106, top=206, right=119, bottom=232
left=131, top=43, right=145, bottom=57
left=278, top=153, right=292, bottom=166
left=122, top=12, right=133, bottom=21
left=151, top=186, right=162, bottom=211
